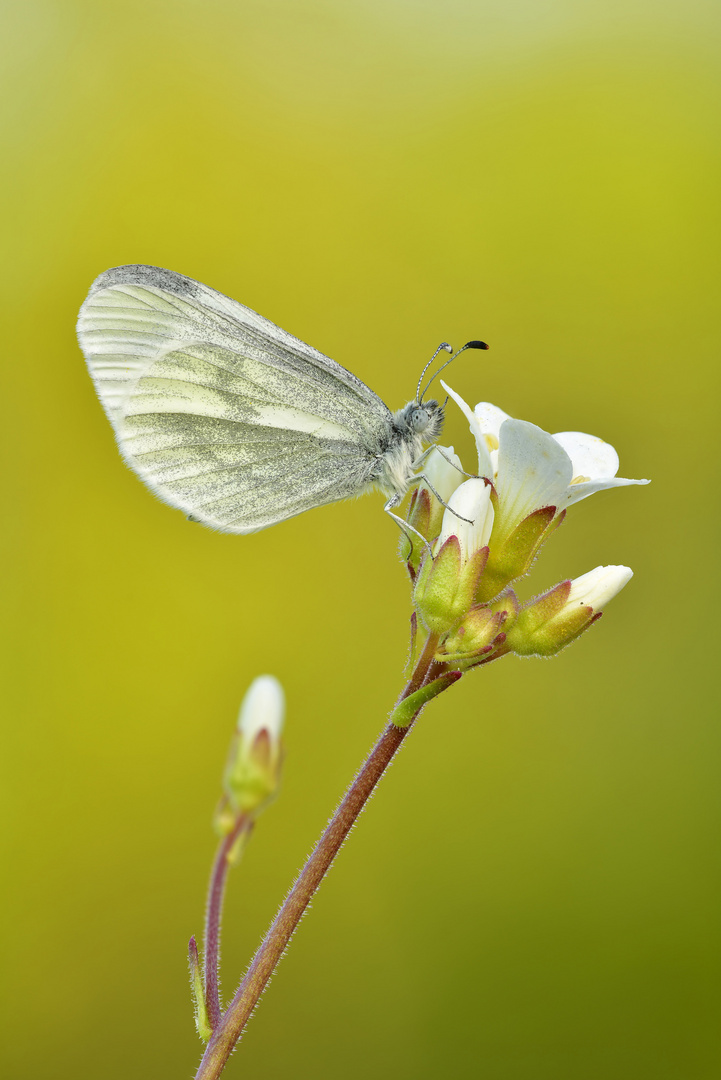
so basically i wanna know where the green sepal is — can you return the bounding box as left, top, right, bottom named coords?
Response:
left=443, top=635, right=510, bottom=671
left=478, top=505, right=558, bottom=602
left=459, top=635, right=513, bottom=670
left=506, top=579, right=602, bottom=656
left=510, top=608, right=598, bottom=656
left=413, top=536, right=462, bottom=633
left=414, top=538, right=490, bottom=635
left=487, top=587, right=520, bottom=626
left=425, top=495, right=448, bottom=551
left=458, top=545, right=490, bottom=611
left=405, top=611, right=419, bottom=676
left=546, top=507, right=566, bottom=536
left=213, top=794, right=237, bottom=837
left=188, top=936, right=212, bottom=1042
left=390, top=670, right=462, bottom=728
left=222, top=728, right=283, bottom=817
left=438, top=605, right=508, bottom=662
left=517, top=580, right=571, bottom=634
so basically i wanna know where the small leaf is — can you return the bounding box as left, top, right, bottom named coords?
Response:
left=188, top=936, right=212, bottom=1042
left=390, top=671, right=462, bottom=728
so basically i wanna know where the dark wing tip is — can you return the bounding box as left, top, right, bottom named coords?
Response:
left=86, top=264, right=203, bottom=300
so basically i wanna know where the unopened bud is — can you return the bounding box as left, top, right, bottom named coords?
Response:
left=401, top=446, right=465, bottom=570
left=219, top=675, right=285, bottom=821
left=414, top=479, right=494, bottom=634
left=437, top=478, right=495, bottom=564
left=438, top=605, right=508, bottom=664
left=507, top=565, right=633, bottom=656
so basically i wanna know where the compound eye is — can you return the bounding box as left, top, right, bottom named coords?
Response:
left=412, top=408, right=426, bottom=429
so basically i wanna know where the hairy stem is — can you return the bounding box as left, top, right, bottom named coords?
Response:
left=193, top=633, right=446, bottom=1080
left=204, top=815, right=251, bottom=1028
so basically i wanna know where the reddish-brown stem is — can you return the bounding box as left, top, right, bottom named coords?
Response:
left=203, top=815, right=251, bottom=1028
left=193, top=633, right=443, bottom=1080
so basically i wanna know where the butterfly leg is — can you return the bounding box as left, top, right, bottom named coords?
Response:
left=411, top=446, right=434, bottom=470
left=432, top=446, right=477, bottom=478
left=413, top=474, right=474, bottom=525
left=412, top=445, right=476, bottom=479
left=383, top=493, right=433, bottom=563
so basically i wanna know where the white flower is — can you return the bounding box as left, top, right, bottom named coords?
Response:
left=441, top=382, right=649, bottom=540
left=566, top=565, right=634, bottom=612
left=437, top=477, right=494, bottom=563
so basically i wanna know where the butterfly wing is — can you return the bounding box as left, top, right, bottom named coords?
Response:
left=77, top=265, right=393, bottom=532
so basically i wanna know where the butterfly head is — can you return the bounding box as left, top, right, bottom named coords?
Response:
left=409, top=400, right=444, bottom=441
left=382, top=399, right=446, bottom=497
left=396, top=399, right=445, bottom=447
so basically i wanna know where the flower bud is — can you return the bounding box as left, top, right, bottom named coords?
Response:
left=437, top=477, right=495, bottom=563
left=437, top=605, right=508, bottom=665
left=401, top=446, right=465, bottom=571
left=507, top=565, right=633, bottom=656
left=218, top=675, right=285, bottom=822
left=422, top=446, right=465, bottom=536
left=413, top=479, right=494, bottom=634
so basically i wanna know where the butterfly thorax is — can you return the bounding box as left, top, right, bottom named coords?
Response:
left=374, top=399, right=445, bottom=497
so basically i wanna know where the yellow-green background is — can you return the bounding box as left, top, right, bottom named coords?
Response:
left=2, top=2, right=719, bottom=1077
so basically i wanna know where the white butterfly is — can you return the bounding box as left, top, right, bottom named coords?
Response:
left=77, top=265, right=486, bottom=536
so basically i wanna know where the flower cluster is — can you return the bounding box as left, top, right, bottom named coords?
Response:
left=403, top=389, right=648, bottom=672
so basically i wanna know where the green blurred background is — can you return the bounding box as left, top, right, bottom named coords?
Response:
left=2, top=1, right=719, bottom=1077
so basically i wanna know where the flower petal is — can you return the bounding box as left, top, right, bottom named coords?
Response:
left=422, top=445, right=465, bottom=505
left=567, top=565, right=633, bottom=610
left=474, top=402, right=512, bottom=442
left=552, top=431, right=619, bottom=481
left=495, top=419, right=573, bottom=534
left=560, top=475, right=651, bottom=510
left=238, top=675, right=285, bottom=741
left=441, top=381, right=494, bottom=478
left=438, top=477, right=494, bottom=561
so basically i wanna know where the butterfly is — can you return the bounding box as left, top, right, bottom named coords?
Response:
left=77, top=265, right=487, bottom=536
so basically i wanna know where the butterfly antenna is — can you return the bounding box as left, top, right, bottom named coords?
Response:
left=416, top=343, right=453, bottom=404
left=419, top=340, right=489, bottom=403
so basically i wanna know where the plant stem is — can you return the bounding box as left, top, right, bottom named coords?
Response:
left=193, top=633, right=444, bottom=1080
left=204, top=815, right=251, bottom=1029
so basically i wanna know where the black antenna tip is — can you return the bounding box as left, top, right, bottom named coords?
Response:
left=440, top=342, right=453, bottom=353
left=464, top=340, right=489, bottom=350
